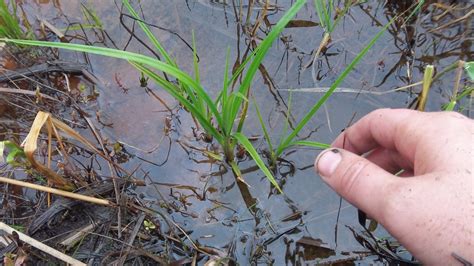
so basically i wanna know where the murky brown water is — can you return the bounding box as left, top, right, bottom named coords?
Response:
left=1, top=0, right=472, bottom=264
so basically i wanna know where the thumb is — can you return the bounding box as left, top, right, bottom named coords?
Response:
left=315, top=148, right=397, bottom=221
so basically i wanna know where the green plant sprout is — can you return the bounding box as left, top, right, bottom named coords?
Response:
left=0, top=140, right=27, bottom=168
left=64, top=4, right=104, bottom=31
left=309, top=0, right=355, bottom=63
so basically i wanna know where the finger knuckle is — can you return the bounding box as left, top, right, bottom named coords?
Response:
left=337, top=160, right=370, bottom=196
left=434, top=111, right=472, bottom=132
left=369, top=108, right=391, bottom=119
left=442, top=111, right=466, bottom=120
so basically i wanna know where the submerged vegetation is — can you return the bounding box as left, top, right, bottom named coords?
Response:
left=0, top=0, right=472, bottom=264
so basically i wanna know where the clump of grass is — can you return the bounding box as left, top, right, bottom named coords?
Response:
left=0, top=0, right=308, bottom=192
left=308, top=0, right=355, bottom=64
left=0, top=0, right=426, bottom=192
left=0, top=0, right=30, bottom=39
left=273, top=1, right=425, bottom=157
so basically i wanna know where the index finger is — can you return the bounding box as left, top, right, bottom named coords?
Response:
left=332, top=109, right=439, bottom=163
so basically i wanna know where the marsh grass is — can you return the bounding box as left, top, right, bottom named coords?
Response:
left=0, top=0, right=309, bottom=192
left=307, top=0, right=355, bottom=66
left=274, top=1, right=425, bottom=157
left=0, top=0, right=29, bottom=40
left=64, top=4, right=104, bottom=31
left=0, top=0, right=426, bottom=192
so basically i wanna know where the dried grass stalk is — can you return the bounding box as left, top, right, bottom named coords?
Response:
left=0, top=176, right=111, bottom=205
left=22, top=111, right=74, bottom=189
left=417, top=65, right=434, bottom=111
left=59, top=223, right=96, bottom=250
left=22, top=111, right=110, bottom=190
left=0, top=222, right=86, bottom=266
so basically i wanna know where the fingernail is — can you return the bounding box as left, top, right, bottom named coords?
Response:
left=315, top=149, right=341, bottom=178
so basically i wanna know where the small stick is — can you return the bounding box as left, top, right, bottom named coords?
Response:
left=0, top=177, right=111, bottom=206
left=60, top=223, right=96, bottom=249
left=116, top=212, right=146, bottom=265
left=451, top=61, right=465, bottom=102
left=0, top=87, right=59, bottom=102
left=0, top=222, right=86, bottom=266
left=40, top=19, right=65, bottom=39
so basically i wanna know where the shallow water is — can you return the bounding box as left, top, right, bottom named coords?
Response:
left=1, top=0, right=473, bottom=264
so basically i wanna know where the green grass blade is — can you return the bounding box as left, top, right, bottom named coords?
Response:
left=222, top=94, right=238, bottom=136
left=233, top=132, right=282, bottom=193
left=323, top=0, right=332, bottom=30
left=218, top=49, right=234, bottom=135
left=227, top=45, right=261, bottom=87
left=131, top=62, right=223, bottom=144
left=314, top=0, right=335, bottom=32
left=288, top=140, right=330, bottom=149
left=221, top=48, right=231, bottom=105
left=229, top=0, right=307, bottom=131
left=253, top=97, right=273, bottom=152
left=123, top=0, right=202, bottom=109
left=0, top=38, right=225, bottom=128
left=215, top=48, right=230, bottom=105
left=464, top=61, right=474, bottom=81
left=278, top=90, right=293, bottom=148
left=236, top=91, right=250, bottom=133
left=122, top=0, right=176, bottom=67
left=314, top=0, right=327, bottom=30
left=443, top=86, right=473, bottom=111
left=275, top=2, right=425, bottom=156
left=444, top=101, right=456, bottom=111
left=81, top=4, right=103, bottom=30
left=222, top=47, right=263, bottom=136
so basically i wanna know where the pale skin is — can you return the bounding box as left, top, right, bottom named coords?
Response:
left=314, top=109, right=473, bottom=265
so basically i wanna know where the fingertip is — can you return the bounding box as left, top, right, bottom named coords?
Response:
left=315, top=148, right=342, bottom=179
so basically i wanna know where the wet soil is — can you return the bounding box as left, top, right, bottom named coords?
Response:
left=0, top=0, right=472, bottom=265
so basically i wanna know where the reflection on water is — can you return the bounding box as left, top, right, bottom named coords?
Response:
left=1, top=0, right=472, bottom=264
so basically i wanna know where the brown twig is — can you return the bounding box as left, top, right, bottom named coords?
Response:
left=116, top=212, right=146, bottom=265
left=0, top=87, right=59, bottom=102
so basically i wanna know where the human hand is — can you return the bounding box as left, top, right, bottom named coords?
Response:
left=314, top=109, right=473, bottom=265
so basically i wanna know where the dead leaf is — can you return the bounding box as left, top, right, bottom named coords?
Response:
left=286, top=20, right=319, bottom=28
